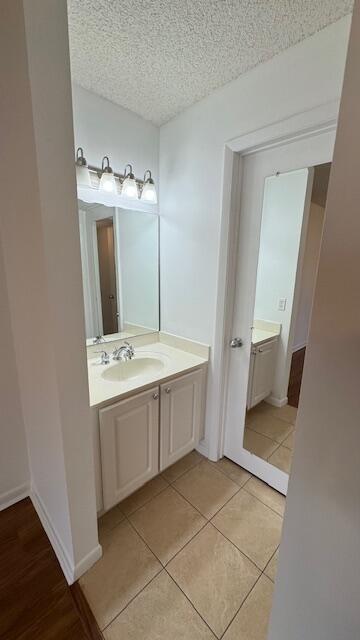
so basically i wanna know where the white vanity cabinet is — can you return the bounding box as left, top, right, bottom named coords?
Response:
left=247, top=338, right=278, bottom=409
left=99, top=387, right=160, bottom=511
left=160, top=369, right=203, bottom=471
left=98, top=367, right=205, bottom=511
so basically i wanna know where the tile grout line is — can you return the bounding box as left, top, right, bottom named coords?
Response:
left=101, top=563, right=164, bottom=633
left=245, top=422, right=293, bottom=448
left=219, top=571, right=265, bottom=639
left=218, top=544, right=282, bottom=638
left=241, top=486, right=285, bottom=518
left=163, top=566, right=219, bottom=639
left=119, top=513, right=217, bottom=638
left=263, top=544, right=280, bottom=583
left=119, top=482, right=170, bottom=518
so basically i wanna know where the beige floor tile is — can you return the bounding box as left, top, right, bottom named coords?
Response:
left=282, top=430, right=295, bottom=450
left=104, top=571, right=215, bottom=640
left=268, top=445, right=293, bottom=473
left=79, top=520, right=161, bottom=630
left=129, top=486, right=206, bottom=565
left=269, top=403, right=298, bottom=425
left=243, top=429, right=279, bottom=460
left=222, top=575, right=274, bottom=640
left=264, top=549, right=279, bottom=582
left=173, top=461, right=239, bottom=519
left=98, top=506, right=124, bottom=540
left=212, top=490, right=282, bottom=570
left=247, top=414, right=293, bottom=444
left=244, top=477, right=286, bottom=517
left=162, top=450, right=204, bottom=483
left=210, top=457, right=251, bottom=487
left=119, top=475, right=169, bottom=516
left=168, top=524, right=260, bottom=637
left=246, top=402, right=273, bottom=422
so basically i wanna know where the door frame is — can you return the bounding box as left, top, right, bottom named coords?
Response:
left=209, top=100, right=339, bottom=470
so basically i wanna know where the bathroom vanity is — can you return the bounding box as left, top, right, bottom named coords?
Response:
left=87, top=335, right=209, bottom=513
left=247, top=320, right=281, bottom=409
left=77, top=192, right=209, bottom=515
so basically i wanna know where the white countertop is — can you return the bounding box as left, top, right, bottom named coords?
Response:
left=252, top=327, right=280, bottom=346
left=87, top=341, right=208, bottom=407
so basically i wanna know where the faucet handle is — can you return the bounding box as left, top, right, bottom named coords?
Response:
left=96, top=350, right=110, bottom=364
left=124, top=341, right=135, bottom=357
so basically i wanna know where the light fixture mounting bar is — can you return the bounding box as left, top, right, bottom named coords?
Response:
left=87, top=164, right=145, bottom=187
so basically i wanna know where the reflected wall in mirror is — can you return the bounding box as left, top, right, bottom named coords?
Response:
left=78, top=200, right=159, bottom=344
left=243, top=163, right=331, bottom=475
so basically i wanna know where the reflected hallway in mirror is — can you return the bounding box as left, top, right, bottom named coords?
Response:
left=78, top=199, right=159, bottom=346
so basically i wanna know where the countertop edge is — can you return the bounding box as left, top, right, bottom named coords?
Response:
left=89, top=360, right=208, bottom=410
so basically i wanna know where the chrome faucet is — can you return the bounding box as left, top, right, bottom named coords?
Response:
left=96, top=350, right=110, bottom=365
left=93, top=335, right=105, bottom=345
left=112, top=341, right=135, bottom=361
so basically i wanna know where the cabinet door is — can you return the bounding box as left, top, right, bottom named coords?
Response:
left=160, top=369, right=203, bottom=471
left=249, top=339, right=278, bottom=408
left=100, top=387, right=159, bottom=511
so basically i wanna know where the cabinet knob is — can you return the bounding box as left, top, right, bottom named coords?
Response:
left=153, top=392, right=159, bottom=400
left=165, top=387, right=171, bottom=394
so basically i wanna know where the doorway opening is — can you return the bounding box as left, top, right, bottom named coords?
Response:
left=96, top=217, right=119, bottom=336
left=287, top=162, right=331, bottom=407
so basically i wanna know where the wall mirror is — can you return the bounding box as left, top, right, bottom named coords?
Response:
left=242, top=164, right=330, bottom=475
left=78, top=199, right=159, bottom=345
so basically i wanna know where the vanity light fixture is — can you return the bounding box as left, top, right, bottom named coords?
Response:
left=121, top=164, right=139, bottom=199
left=99, top=156, right=117, bottom=193
left=75, top=147, right=92, bottom=187
left=140, top=169, right=158, bottom=204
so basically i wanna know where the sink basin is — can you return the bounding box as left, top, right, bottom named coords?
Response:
left=101, top=357, right=165, bottom=382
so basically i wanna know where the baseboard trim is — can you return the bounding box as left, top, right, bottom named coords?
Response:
left=30, top=487, right=75, bottom=584
left=196, top=439, right=209, bottom=459
left=292, top=342, right=307, bottom=353
left=266, top=396, right=288, bottom=408
left=0, top=483, right=29, bottom=511
left=73, top=544, right=102, bottom=581
left=30, top=487, right=102, bottom=585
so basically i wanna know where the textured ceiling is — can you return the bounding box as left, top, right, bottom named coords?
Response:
left=67, top=0, right=353, bottom=125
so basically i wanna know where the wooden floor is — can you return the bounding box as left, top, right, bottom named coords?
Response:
left=0, top=498, right=102, bottom=640
left=287, top=347, right=306, bottom=408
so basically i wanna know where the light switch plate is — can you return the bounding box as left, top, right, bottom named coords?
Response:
left=278, top=298, right=287, bottom=311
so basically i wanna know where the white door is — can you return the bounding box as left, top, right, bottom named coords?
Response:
left=223, top=130, right=335, bottom=494
left=160, top=369, right=203, bottom=471
left=100, top=387, right=159, bottom=510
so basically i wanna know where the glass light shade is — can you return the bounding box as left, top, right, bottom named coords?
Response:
left=76, top=163, right=92, bottom=187
left=122, top=176, right=139, bottom=199
left=99, top=171, right=117, bottom=193
left=141, top=180, right=157, bottom=204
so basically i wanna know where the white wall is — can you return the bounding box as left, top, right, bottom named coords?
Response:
left=293, top=202, right=325, bottom=351
left=269, top=3, right=360, bottom=637
left=0, top=0, right=99, bottom=583
left=254, top=169, right=309, bottom=403
left=72, top=84, right=159, bottom=186
left=0, top=241, right=29, bottom=508
left=159, top=16, right=351, bottom=457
